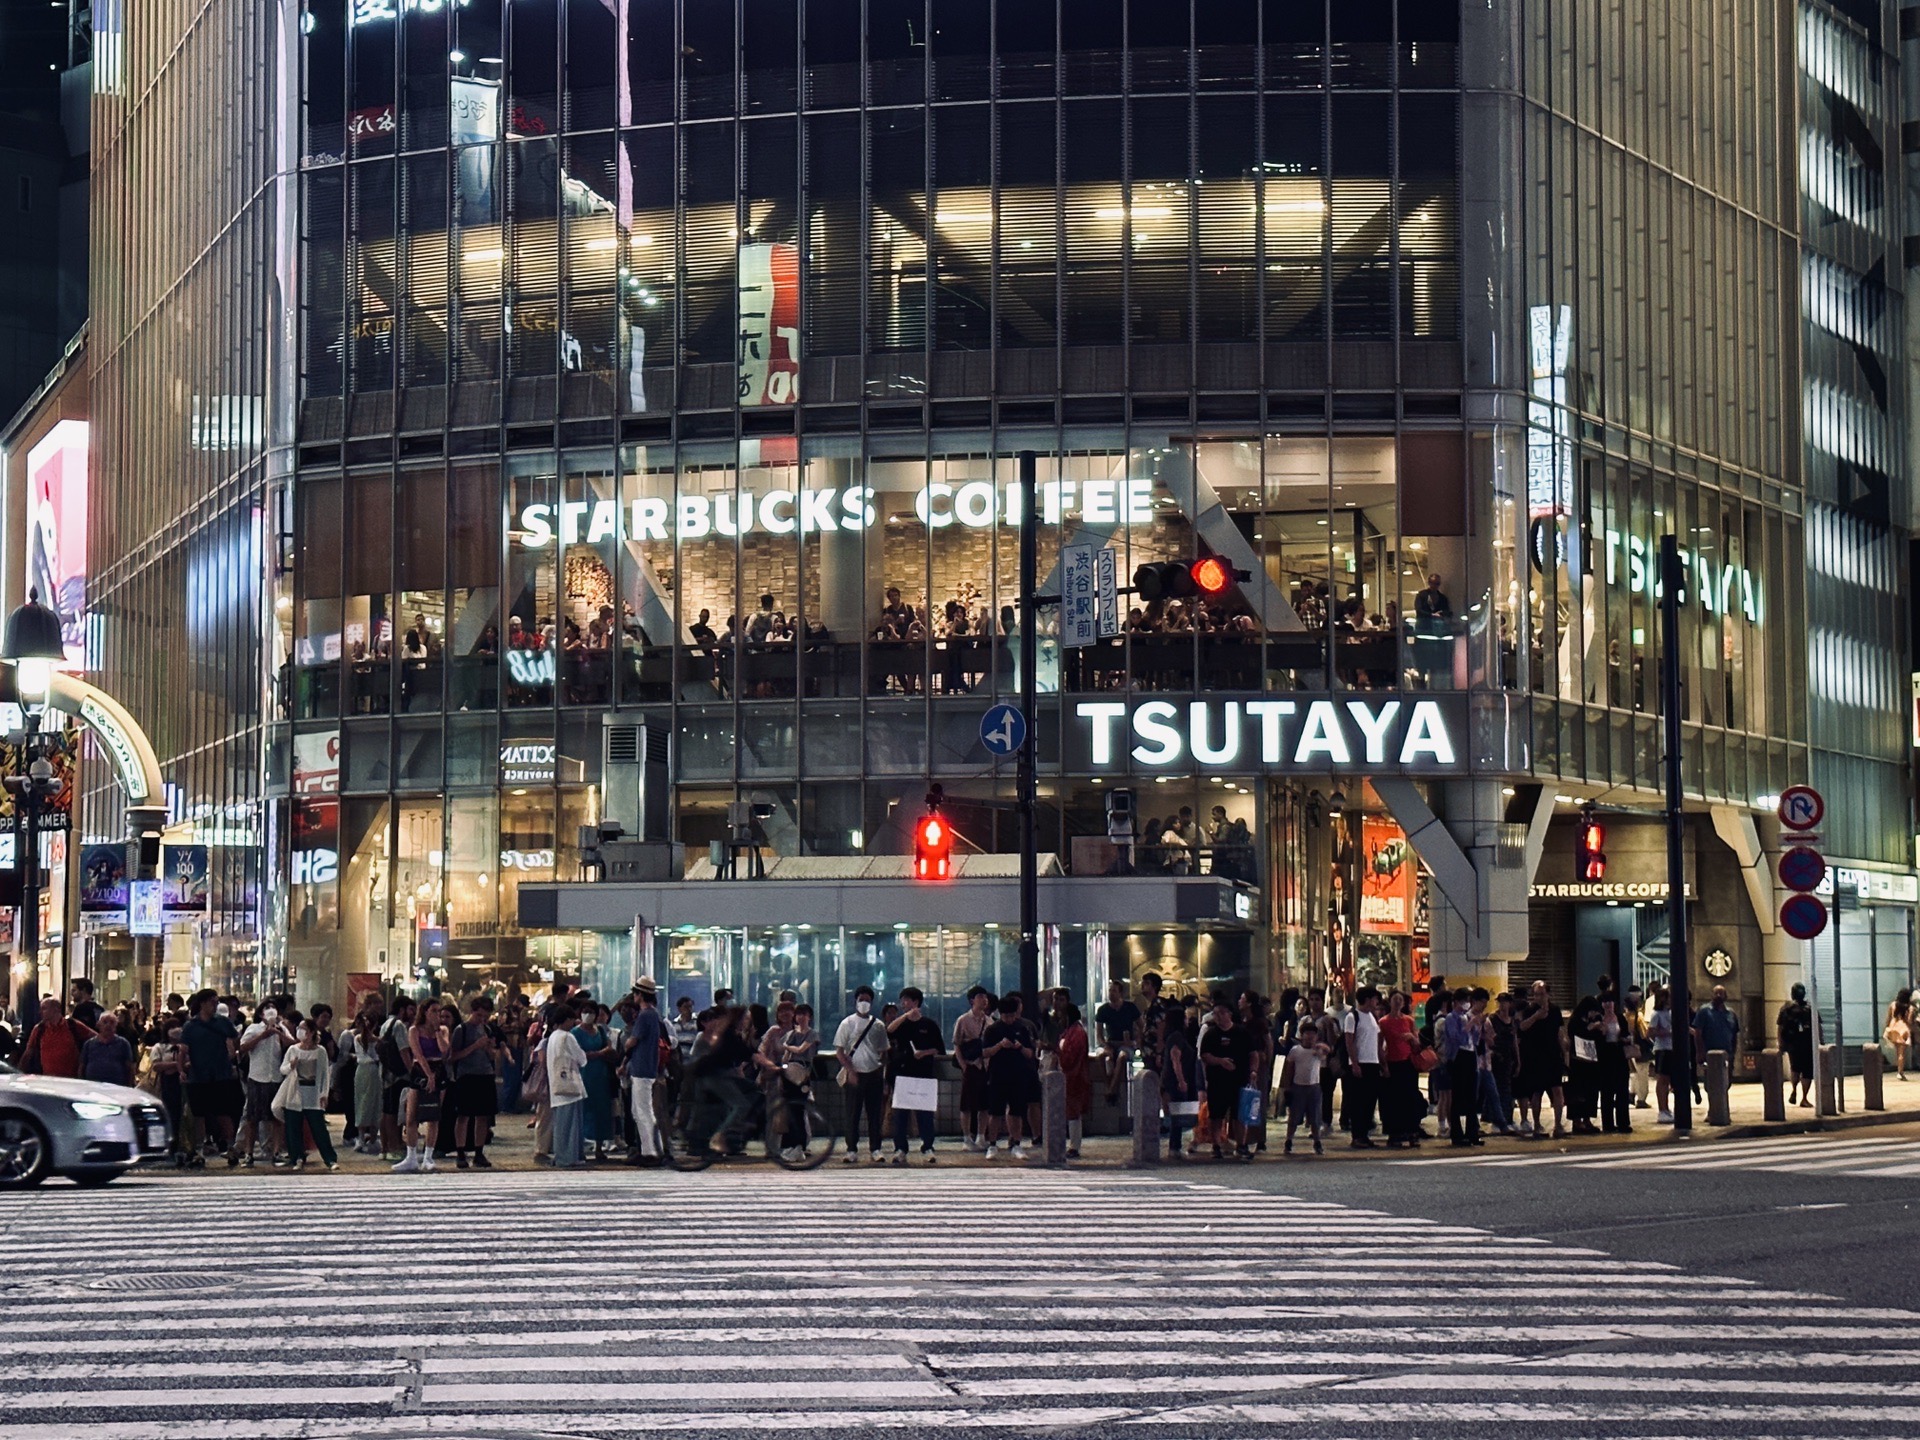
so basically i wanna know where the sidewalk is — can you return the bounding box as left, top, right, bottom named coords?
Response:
left=161, top=1073, right=1920, bottom=1179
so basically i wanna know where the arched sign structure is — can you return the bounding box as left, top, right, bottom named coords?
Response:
left=43, top=673, right=166, bottom=810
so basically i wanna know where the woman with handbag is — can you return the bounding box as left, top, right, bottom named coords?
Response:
left=278, top=1021, right=339, bottom=1170
left=545, top=1005, right=589, bottom=1167
left=392, top=1000, right=450, bottom=1173
left=775, top=1004, right=820, bottom=1158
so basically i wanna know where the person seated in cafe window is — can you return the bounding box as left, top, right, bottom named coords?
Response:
left=881, top=586, right=917, bottom=634
left=472, top=623, right=500, bottom=656
left=688, top=608, right=718, bottom=649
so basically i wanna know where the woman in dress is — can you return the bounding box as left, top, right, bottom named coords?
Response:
left=1885, top=988, right=1913, bottom=1081
left=572, top=1004, right=619, bottom=1158
left=1057, top=1004, right=1091, bottom=1159
left=350, top=1008, right=384, bottom=1154
left=1377, top=989, right=1423, bottom=1148
left=393, top=1000, right=450, bottom=1173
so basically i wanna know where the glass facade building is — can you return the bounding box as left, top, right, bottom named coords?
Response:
left=72, top=0, right=1913, bottom=1033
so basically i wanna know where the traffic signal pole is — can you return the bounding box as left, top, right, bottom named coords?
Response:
left=1017, top=450, right=1040, bottom=1004
left=1660, top=534, right=1693, bottom=1136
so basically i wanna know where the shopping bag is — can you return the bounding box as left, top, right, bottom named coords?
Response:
left=892, top=1075, right=939, bottom=1112
left=1237, top=1085, right=1264, bottom=1127
left=1572, top=1036, right=1598, bottom=1064
left=1167, top=1099, right=1201, bottom=1119
left=1194, top=1094, right=1213, bottom=1143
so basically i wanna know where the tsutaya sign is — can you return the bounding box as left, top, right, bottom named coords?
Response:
left=518, top=478, right=1157, bottom=548
left=1074, top=697, right=1463, bottom=772
left=1600, top=528, right=1761, bottom=622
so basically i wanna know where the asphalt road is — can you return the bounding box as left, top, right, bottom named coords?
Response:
left=0, top=1127, right=1910, bottom=1439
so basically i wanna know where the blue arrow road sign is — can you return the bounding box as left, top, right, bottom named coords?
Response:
left=979, top=704, right=1028, bottom=756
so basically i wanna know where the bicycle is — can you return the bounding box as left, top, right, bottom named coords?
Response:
left=662, top=1080, right=838, bottom=1171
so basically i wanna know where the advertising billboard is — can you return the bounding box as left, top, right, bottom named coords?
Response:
left=1358, top=816, right=1417, bottom=936
left=25, top=419, right=88, bottom=665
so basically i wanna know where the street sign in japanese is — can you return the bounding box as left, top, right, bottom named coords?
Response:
left=1059, top=544, right=1120, bottom=648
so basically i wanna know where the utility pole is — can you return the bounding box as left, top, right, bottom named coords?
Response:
left=1017, top=450, right=1039, bottom=1003
left=1659, top=535, right=1692, bottom=1135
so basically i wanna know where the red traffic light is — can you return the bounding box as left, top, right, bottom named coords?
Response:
left=1190, top=556, right=1232, bottom=596
left=1577, top=806, right=1606, bottom=881
left=914, top=813, right=952, bottom=881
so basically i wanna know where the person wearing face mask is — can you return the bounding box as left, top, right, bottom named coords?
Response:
left=237, top=1002, right=293, bottom=1166
left=1438, top=992, right=1483, bottom=1147
left=277, top=1021, right=339, bottom=1170
left=833, top=986, right=889, bottom=1163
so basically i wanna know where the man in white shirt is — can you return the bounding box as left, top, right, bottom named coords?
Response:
left=237, top=1003, right=292, bottom=1165
left=832, top=985, right=889, bottom=1163
left=1342, top=987, right=1384, bottom=1149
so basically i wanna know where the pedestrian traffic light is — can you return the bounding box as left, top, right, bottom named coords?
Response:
left=1577, top=804, right=1606, bottom=881
left=914, top=786, right=952, bottom=880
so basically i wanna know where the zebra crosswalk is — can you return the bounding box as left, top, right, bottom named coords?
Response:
left=0, top=1168, right=1911, bottom=1437
left=1391, top=1129, right=1920, bottom=1179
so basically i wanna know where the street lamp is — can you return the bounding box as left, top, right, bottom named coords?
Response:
left=3, top=590, right=67, bottom=1017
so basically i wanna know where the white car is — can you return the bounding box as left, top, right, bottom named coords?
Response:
left=0, top=1059, right=173, bottom=1187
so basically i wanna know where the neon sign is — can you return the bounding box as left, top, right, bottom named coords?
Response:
left=518, top=478, right=1156, bottom=548
left=1601, top=529, right=1761, bottom=622
left=1075, top=698, right=1460, bottom=771
left=349, top=0, right=471, bottom=25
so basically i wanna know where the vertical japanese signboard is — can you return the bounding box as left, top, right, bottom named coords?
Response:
left=738, top=242, right=800, bottom=406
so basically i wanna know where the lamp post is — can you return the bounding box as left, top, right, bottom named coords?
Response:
left=3, top=590, right=68, bottom=1023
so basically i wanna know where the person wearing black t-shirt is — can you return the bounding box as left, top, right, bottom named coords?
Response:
left=885, top=986, right=946, bottom=1163
left=982, top=995, right=1039, bottom=1159
left=1199, top=1000, right=1250, bottom=1161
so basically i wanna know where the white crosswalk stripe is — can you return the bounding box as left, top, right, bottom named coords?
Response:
left=0, top=1170, right=1912, bottom=1437
left=1390, top=1130, right=1920, bottom=1179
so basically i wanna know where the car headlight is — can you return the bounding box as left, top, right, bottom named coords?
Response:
left=70, top=1101, right=125, bottom=1121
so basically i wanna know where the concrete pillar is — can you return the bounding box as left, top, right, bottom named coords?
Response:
left=1705, top=1050, right=1731, bottom=1125
left=1862, top=1043, right=1884, bottom=1112
left=1042, top=1066, right=1068, bottom=1166
left=812, top=457, right=873, bottom=638
left=1756, top=1049, right=1786, bottom=1122
left=1817, top=1044, right=1840, bottom=1116
left=1129, top=1071, right=1162, bottom=1166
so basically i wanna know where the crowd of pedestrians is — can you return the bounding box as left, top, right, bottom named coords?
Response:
left=0, top=966, right=1795, bottom=1172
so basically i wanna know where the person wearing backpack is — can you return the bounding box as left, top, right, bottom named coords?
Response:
left=1777, top=983, right=1815, bottom=1109
left=375, top=997, right=417, bottom=1161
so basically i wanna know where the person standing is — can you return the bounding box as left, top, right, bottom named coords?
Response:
left=1376, top=990, right=1422, bottom=1148
left=1777, top=982, right=1815, bottom=1108
left=1692, top=986, right=1742, bottom=1092
left=982, top=994, right=1039, bottom=1160
left=951, top=986, right=993, bottom=1151
left=1883, top=988, right=1912, bottom=1081
left=277, top=1020, right=339, bottom=1170
left=1439, top=991, right=1483, bottom=1147
left=1342, top=988, right=1384, bottom=1149
left=67, top=977, right=104, bottom=1031
left=573, top=1005, right=618, bottom=1159
left=179, top=990, right=242, bottom=1164
left=78, top=1011, right=136, bottom=1089
left=544, top=1005, right=589, bottom=1167
left=448, top=996, right=501, bottom=1169
left=350, top=1007, right=385, bottom=1154
left=392, top=1000, right=450, bottom=1174
left=237, top=1003, right=293, bottom=1166
left=833, top=986, right=889, bottom=1163
left=376, top=997, right=417, bottom=1161
left=622, top=976, right=666, bottom=1163
left=23, top=997, right=93, bottom=1079
left=1158, top=1008, right=1195, bottom=1160
left=1057, top=1004, right=1091, bottom=1159
left=1279, top=1023, right=1328, bottom=1155
left=775, top=1004, right=821, bottom=1158
left=1565, top=979, right=1607, bottom=1136
left=1199, top=999, right=1248, bottom=1161
left=1517, top=980, right=1568, bottom=1139
left=1486, top=992, right=1522, bottom=1136
left=1595, top=992, right=1632, bottom=1134
left=885, top=987, right=946, bottom=1163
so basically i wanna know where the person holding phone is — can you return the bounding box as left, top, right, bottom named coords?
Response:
left=951, top=986, right=993, bottom=1152
left=982, top=994, right=1038, bottom=1160
left=833, top=986, right=889, bottom=1164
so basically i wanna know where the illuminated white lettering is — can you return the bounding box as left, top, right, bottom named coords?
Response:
left=1399, top=700, right=1456, bottom=765
left=842, top=486, right=875, bottom=529
left=761, top=489, right=797, bottom=534
left=1080, top=702, right=1128, bottom=766
left=678, top=494, right=711, bottom=539
left=953, top=480, right=996, bottom=527
left=1125, top=478, right=1154, bottom=523
left=520, top=504, right=554, bottom=548
left=559, top=501, right=589, bottom=545
left=1346, top=700, right=1401, bottom=765
left=800, top=487, right=839, bottom=533
left=1131, top=700, right=1183, bottom=766
left=916, top=483, right=955, bottom=528
left=585, top=500, right=618, bottom=544
left=1244, top=700, right=1297, bottom=763
left=1083, top=480, right=1116, bottom=523
left=631, top=497, right=668, bottom=541
left=1188, top=702, right=1240, bottom=765
left=1292, top=701, right=1350, bottom=765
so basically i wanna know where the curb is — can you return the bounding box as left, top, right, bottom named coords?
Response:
left=1719, top=1106, right=1916, bottom=1141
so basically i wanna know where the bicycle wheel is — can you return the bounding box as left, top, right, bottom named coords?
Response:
left=769, top=1098, right=838, bottom=1170
left=660, top=1111, right=717, bottom=1172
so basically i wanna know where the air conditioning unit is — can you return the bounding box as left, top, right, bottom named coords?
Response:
left=603, top=717, right=670, bottom=841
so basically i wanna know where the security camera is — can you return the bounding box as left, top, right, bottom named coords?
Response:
left=1327, top=789, right=1347, bottom=818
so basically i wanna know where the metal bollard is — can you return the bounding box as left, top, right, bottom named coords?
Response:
left=1817, top=1044, right=1840, bottom=1116
left=1757, top=1049, right=1786, bottom=1122
left=1705, top=1051, right=1731, bottom=1125
left=1861, top=1044, right=1885, bottom=1112
left=1042, top=1067, right=1068, bottom=1166
left=1129, top=1071, right=1162, bottom=1166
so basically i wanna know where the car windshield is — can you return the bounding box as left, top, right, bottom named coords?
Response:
left=0, top=1059, right=17, bottom=1076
